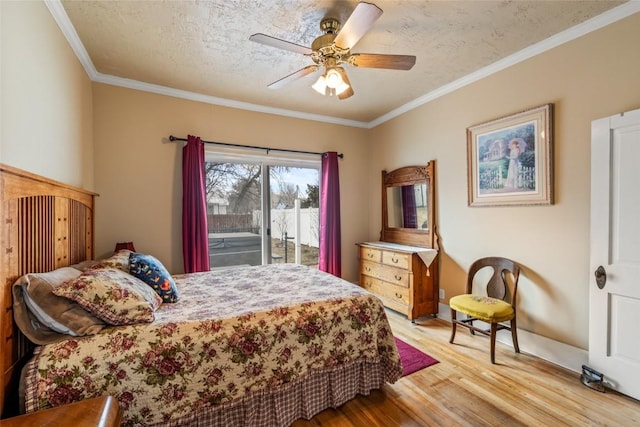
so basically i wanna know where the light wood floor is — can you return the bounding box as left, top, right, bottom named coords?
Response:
left=293, top=310, right=640, bottom=426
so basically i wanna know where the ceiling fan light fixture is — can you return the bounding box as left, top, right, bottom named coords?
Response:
left=325, top=68, right=343, bottom=89
left=335, top=80, right=350, bottom=96
left=312, top=75, right=327, bottom=94
left=312, top=67, right=350, bottom=96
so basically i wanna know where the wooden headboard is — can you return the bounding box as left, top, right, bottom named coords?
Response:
left=0, top=164, right=96, bottom=418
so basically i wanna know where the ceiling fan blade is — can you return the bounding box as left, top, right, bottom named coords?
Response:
left=336, top=68, right=354, bottom=100
left=268, top=65, right=319, bottom=89
left=249, top=33, right=312, bottom=55
left=333, top=2, right=383, bottom=50
left=349, top=53, right=416, bottom=70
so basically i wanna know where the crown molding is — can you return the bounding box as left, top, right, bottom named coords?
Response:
left=93, top=73, right=369, bottom=128
left=45, top=0, right=97, bottom=80
left=45, top=0, right=640, bottom=130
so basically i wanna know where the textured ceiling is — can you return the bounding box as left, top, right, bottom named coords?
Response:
left=59, top=0, right=628, bottom=125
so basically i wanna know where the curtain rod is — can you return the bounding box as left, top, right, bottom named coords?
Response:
left=168, top=135, right=343, bottom=159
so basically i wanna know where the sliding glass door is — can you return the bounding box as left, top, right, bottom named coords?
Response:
left=204, top=154, right=319, bottom=269
left=268, top=166, right=319, bottom=268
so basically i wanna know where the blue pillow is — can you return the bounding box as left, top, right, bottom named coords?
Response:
left=128, top=253, right=179, bottom=303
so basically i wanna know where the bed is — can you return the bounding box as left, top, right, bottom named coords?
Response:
left=0, top=164, right=402, bottom=426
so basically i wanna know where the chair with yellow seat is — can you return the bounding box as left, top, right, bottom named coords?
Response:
left=449, top=256, right=521, bottom=364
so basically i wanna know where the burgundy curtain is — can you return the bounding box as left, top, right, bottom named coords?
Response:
left=182, top=135, right=210, bottom=273
left=318, top=152, right=341, bottom=277
left=401, top=185, right=417, bottom=228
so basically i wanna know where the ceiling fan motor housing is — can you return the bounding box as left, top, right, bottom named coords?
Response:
left=311, top=33, right=337, bottom=52
left=311, top=17, right=351, bottom=65
left=320, top=18, right=340, bottom=34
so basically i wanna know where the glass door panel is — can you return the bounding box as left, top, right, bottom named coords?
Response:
left=204, top=161, right=262, bottom=268
left=269, top=166, right=319, bottom=268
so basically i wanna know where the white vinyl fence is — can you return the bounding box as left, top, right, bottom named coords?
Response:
left=257, top=203, right=319, bottom=248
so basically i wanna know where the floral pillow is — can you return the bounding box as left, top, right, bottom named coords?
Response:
left=52, top=268, right=162, bottom=325
left=129, top=252, right=179, bottom=303
left=90, top=249, right=132, bottom=272
left=69, top=259, right=101, bottom=272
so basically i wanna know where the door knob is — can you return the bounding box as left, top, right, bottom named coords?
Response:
left=594, top=266, right=606, bottom=289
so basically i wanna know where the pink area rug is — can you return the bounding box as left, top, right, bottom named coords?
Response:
left=394, top=337, right=439, bottom=377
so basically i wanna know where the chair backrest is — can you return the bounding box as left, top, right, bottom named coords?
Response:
left=466, top=257, right=521, bottom=305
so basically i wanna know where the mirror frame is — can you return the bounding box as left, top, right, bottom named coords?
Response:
left=381, top=161, right=437, bottom=249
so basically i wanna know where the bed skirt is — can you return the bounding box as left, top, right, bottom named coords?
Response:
left=152, top=358, right=395, bottom=427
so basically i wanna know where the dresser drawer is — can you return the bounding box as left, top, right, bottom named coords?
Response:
left=360, top=260, right=410, bottom=287
left=360, top=275, right=410, bottom=305
left=381, top=250, right=410, bottom=269
left=359, top=246, right=382, bottom=263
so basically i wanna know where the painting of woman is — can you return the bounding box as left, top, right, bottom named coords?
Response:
left=505, top=138, right=526, bottom=189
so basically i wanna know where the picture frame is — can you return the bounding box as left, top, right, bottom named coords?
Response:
left=467, top=103, right=553, bottom=207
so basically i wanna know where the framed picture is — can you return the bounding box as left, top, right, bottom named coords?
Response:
left=467, top=103, right=553, bottom=207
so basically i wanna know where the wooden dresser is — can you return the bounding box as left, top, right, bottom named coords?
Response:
left=357, top=242, right=439, bottom=320
left=360, top=161, right=440, bottom=321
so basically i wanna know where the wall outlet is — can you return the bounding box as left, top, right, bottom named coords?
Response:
left=439, top=289, right=445, bottom=299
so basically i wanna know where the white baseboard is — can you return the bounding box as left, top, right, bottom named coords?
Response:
left=437, top=303, right=587, bottom=373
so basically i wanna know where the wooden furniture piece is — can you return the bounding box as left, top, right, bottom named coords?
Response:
left=357, top=162, right=439, bottom=321
left=357, top=243, right=438, bottom=320
left=0, top=395, right=121, bottom=427
left=0, top=164, right=96, bottom=418
left=449, top=256, right=521, bottom=364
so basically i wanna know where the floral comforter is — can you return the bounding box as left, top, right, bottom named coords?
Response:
left=23, top=264, right=402, bottom=426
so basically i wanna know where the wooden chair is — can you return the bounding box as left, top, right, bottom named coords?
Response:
left=449, top=257, right=521, bottom=364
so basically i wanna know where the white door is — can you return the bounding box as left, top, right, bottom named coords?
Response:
left=589, top=108, right=640, bottom=399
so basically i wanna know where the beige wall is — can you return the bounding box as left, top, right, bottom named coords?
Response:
left=367, top=12, right=640, bottom=349
left=0, top=1, right=93, bottom=189
left=92, top=84, right=370, bottom=277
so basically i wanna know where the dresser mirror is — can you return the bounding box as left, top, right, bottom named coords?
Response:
left=381, top=162, right=437, bottom=249
left=386, top=183, right=428, bottom=230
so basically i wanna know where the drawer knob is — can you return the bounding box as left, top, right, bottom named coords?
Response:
left=391, top=258, right=399, bottom=263
left=395, top=292, right=402, bottom=299
left=365, top=267, right=371, bottom=272
left=367, top=253, right=374, bottom=258
left=394, top=274, right=402, bottom=281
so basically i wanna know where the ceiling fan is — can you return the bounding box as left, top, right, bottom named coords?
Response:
left=249, top=1, right=416, bottom=100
